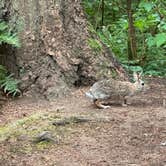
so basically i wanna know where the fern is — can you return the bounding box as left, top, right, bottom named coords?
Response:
left=0, top=72, right=21, bottom=97
left=0, top=65, right=7, bottom=80
left=0, top=65, right=21, bottom=97
left=0, top=21, right=21, bottom=97
left=0, top=21, right=20, bottom=47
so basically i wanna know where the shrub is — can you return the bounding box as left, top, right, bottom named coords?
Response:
left=0, top=20, right=21, bottom=96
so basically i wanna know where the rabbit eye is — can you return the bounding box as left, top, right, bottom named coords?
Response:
left=141, top=82, right=144, bottom=86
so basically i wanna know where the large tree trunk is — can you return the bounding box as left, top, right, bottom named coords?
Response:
left=0, top=0, right=128, bottom=100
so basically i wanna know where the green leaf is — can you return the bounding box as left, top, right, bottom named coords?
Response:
left=134, top=19, right=145, bottom=31
left=154, top=33, right=166, bottom=47
left=139, top=2, right=153, bottom=12
left=161, top=24, right=166, bottom=30
left=147, top=36, right=156, bottom=47
left=0, top=22, right=8, bottom=31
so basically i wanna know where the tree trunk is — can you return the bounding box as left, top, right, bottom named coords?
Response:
left=0, top=0, right=128, bottom=100
left=126, top=0, right=137, bottom=60
left=101, top=0, right=105, bottom=26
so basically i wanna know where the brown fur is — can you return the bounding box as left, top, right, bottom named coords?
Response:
left=86, top=72, right=148, bottom=109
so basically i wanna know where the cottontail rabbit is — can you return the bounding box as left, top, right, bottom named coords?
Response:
left=86, top=72, right=148, bottom=109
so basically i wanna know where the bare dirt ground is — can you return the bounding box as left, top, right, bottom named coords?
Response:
left=0, top=78, right=166, bottom=166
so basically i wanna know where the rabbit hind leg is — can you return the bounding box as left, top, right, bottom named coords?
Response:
left=94, top=99, right=110, bottom=109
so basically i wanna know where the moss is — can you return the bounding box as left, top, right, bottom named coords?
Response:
left=0, top=113, right=90, bottom=142
left=0, top=112, right=94, bottom=157
left=9, top=144, right=33, bottom=154
left=0, top=113, right=60, bottom=142
left=36, top=141, right=53, bottom=150
left=87, top=38, right=103, bottom=54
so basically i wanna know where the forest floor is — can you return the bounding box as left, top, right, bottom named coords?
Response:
left=0, top=78, right=166, bottom=166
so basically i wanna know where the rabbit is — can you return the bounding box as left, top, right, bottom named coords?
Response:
left=85, top=72, right=148, bottom=109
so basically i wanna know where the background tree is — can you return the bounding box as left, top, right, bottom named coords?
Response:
left=126, top=0, right=137, bottom=60
left=83, top=0, right=166, bottom=76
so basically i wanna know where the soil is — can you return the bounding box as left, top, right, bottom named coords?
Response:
left=0, top=78, right=166, bottom=166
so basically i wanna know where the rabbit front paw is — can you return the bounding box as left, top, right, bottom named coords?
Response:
left=122, top=103, right=128, bottom=107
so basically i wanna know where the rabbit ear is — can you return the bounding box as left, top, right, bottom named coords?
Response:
left=138, top=70, right=143, bottom=78
left=133, top=72, right=139, bottom=81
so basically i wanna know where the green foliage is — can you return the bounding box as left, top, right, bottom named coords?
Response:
left=0, top=21, right=21, bottom=96
left=154, top=33, right=166, bottom=47
left=122, top=61, right=143, bottom=72
left=0, top=66, right=21, bottom=97
left=0, top=65, right=7, bottom=80
left=83, top=0, right=166, bottom=77
left=0, top=21, right=20, bottom=47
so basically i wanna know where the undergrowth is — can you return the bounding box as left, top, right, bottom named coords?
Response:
left=0, top=20, right=20, bottom=96
left=82, top=0, right=166, bottom=77
left=0, top=65, right=21, bottom=96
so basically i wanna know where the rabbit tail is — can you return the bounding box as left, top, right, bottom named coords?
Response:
left=85, top=91, right=95, bottom=101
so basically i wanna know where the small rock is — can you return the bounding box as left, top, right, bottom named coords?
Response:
left=52, top=120, right=70, bottom=126
left=70, top=117, right=90, bottom=123
left=52, top=117, right=90, bottom=126
left=34, top=131, right=57, bottom=143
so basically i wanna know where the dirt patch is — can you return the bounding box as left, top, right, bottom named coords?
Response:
left=0, top=78, right=166, bottom=166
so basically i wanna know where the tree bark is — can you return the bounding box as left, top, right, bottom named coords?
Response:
left=0, top=0, right=128, bottom=100
left=101, top=0, right=105, bottom=26
left=126, top=0, right=137, bottom=60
